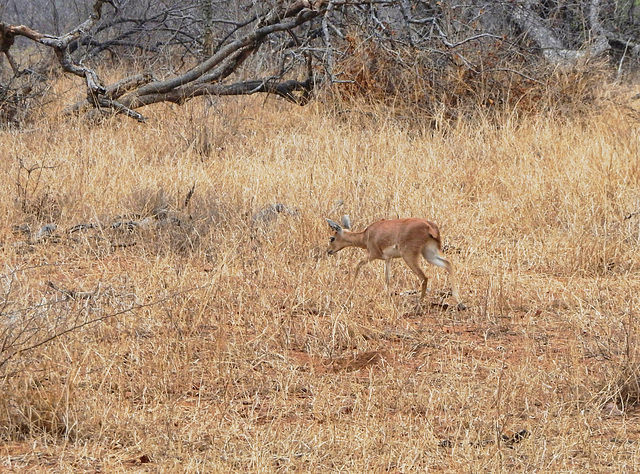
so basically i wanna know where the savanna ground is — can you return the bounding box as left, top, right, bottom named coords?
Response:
left=1, top=76, right=640, bottom=472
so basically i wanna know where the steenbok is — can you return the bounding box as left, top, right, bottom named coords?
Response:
left=326, top=215, right=465, bottom=309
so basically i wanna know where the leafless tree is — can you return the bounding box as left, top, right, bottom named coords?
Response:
left=0, top=0, right=638, bottom=124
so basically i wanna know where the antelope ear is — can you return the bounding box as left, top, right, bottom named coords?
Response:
left=341, top=215, right=351, bottom=230
left=326, top=218, right=342, bottom=233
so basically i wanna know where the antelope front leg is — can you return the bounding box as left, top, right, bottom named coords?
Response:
left=353, top=259, right=369, bottom=282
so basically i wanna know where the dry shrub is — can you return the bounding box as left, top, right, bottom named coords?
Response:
left=81, top=185, right=244, bottom=258
left=1, top=377, right=71, bottom=441
left=334, top=34, right=613, bottom=121
left=610, top=364, right=640, bottom=409
left=598, top=315, right=640, bottom=413
left=0, top=84, right=26, bottom=126
left=0, top=68, right=52, bottom=128
left=12, top=159, right=63, bottom=225
left=137, top=187, right=242, bottom=259
left=16, top=189, right=62, bottom=224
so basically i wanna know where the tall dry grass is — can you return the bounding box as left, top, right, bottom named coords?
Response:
left=0, top=78, right=640, bottom=471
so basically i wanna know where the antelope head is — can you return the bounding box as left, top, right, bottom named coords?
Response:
left=325, top=215, right=352, bottom=255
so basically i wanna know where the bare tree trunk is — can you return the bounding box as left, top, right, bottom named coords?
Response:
left=509, top=0, right=609, bottom=67
left=201, top=0, right=215, bottom=58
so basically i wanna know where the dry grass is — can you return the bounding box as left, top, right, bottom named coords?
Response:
left=1, top=81, right=640, bottom=472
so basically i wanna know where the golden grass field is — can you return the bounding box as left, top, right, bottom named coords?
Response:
left=1, top=79, right=640, bottom=472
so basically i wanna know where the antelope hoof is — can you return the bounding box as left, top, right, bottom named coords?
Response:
left=456, top=302, right=467, bottom=311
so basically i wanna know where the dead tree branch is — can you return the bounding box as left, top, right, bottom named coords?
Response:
left=0, top=1, right=329, bottom=122
left=120, top=1, right=325, bottom=109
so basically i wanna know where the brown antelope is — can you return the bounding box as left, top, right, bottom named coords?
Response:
left=326, top=215, right=465, bottom=309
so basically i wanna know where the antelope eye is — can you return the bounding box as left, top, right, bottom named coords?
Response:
left=329, top=236, right=335, bottom=243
